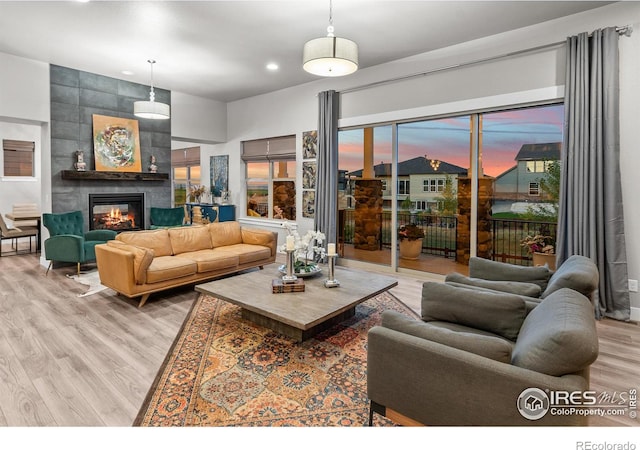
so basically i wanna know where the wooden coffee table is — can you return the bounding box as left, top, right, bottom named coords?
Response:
left=195, top=263, right=398, bottom=342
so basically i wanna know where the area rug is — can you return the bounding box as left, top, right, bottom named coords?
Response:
left=66, top=269, right=109, bottom=297
left=134, top=291, right=419, bottom=427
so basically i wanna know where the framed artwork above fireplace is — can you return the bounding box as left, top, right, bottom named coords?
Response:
left=92, top=114, right=142, bottom=172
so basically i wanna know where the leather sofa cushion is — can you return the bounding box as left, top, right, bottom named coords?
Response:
left=445, top=272, right=542, bottom=298
left=381, top=311, right=513, bottom=363
left=175, top=249, right=239, bottom=273
left=422, top=282, right=527, bottom=341
left=169, top=225, right=212, bottom=255
left=117, top=229, right=173, bottom=257
left=223, top=244, right=272, bottom=265
left=107, top=240, right=155, bottom=284
left=469, top=257, right=552, bottom=291
left=208, top=222, right=243, bottom=247
left=145, top=255, right=197, bottom=284
left=512, top=288, right=599, bottom=376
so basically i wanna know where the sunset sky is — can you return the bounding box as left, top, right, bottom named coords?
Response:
left=338, top=104, right=564, bottom=177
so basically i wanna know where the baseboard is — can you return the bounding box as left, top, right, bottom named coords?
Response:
left=631, top=306, right=640, bottom=322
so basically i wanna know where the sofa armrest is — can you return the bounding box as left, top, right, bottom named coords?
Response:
left=95, top=244, right=137, bottom=294
left=469, top=256, right=552, bottom=290
left=44, top=234, right=84, bottom=262
left=367, top=326, right=589, bottom=426
left=241, top=227, right=278, bottom=256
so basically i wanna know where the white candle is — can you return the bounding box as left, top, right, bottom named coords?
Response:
left=286, top=235, right=295, bottom=251
left=327, top=243, right=336, bottom=256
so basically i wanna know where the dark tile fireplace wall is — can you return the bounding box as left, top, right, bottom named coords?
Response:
left=50, top=65, right=172, bottom=230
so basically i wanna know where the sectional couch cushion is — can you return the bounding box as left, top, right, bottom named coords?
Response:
left=445, top=272, right=542, bottom=297
left=169, top=224, right=212, bottom=254
left=382, top=310, right=513, bottom=363
left=106, top=240, right=155, bottom=285
left=511, top=288, right=599, bottom=376
left=117, top=229, right=174, bottom=257
left=145, top=256, right=198, bottom=284
left=469, top=256, right=552, bottom=290
left=174, top=249, right=238, bottom=273
left=422, top=282, right=527, bottom=341
left=209, top=222, right=243, bottom=247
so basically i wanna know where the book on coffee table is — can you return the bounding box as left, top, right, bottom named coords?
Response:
left=272, top=278, right=305, bottom=294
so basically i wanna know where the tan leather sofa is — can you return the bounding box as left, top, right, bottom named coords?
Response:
left=95, top=221, right=277, bottom=307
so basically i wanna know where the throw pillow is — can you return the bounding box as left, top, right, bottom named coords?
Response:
left=382, top=310, right=513, bottom=363
left=511, top=288, right=599, bottom=376
left=422, top=282, right=527, bottom=341
left=445, top=272, right=542, bottom=297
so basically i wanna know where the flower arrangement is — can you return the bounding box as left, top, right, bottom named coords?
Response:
left=520, top=234, right=555, bottom=254
left=280, top=222, right=326, bottom=273
left=211, top=185, right=222, bottom=197
left=398, top=223, right=425, bottom=242
left=189, top=185, right=206, bottom=202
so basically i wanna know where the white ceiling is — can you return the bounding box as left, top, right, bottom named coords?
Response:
left=0, top=1, right=613, bottom=103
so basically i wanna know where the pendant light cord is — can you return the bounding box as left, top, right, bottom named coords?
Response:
left=148, top=59, right=156, bottom=102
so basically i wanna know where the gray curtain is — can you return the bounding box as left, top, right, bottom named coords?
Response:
left=557, top=28, right=630, bottom=320
left=314, top=90, right=339, bottom=247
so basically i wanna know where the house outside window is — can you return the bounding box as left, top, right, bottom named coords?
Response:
left=3, top=139, right=34, bottom=177
left=243, top=136, right=296, bottom=220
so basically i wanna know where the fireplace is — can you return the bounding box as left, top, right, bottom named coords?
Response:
left=89, top=193, right=144, bottom=232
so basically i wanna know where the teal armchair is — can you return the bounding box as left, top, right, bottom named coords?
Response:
left=149, top=206, right=186, bottom=229
left=43, top=210, right=117, bottom=275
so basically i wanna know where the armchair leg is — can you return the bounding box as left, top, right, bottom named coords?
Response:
left=46, top=261, right=52, bottom=276
left=77, top=263, right=81, bottom=277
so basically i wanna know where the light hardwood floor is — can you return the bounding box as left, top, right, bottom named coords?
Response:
left=0, top=242, right=638, bottom=426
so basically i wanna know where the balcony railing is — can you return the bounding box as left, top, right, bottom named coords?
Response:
left=339, top=209, right=556, bottom=266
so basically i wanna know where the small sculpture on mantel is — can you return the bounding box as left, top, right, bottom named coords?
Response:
left=74, top=150, right=86, bottom=171
left=149, top=155, right=158, bottom=173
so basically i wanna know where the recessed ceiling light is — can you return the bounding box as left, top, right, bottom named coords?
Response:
left=121, top=70, right=134, bottom=76
left=266, top=63, right=279, bottom=71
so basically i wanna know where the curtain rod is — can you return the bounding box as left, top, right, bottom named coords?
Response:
left=340, top=25, right=632, bottom=95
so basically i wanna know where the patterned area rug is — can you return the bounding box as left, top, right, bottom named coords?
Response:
left=135, top=291, right=418, bottom=427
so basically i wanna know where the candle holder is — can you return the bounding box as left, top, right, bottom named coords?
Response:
left=282, top=249, right=298, bottom=284
left=324, top=254, right=340, bottom=288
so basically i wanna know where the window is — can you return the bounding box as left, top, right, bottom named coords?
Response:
left=422, top=179, right=445, bottom=193
left=3, top=139, right=34, bottom=177
left=243, top=136, right=296, bottom=220
left=398, top=180, right=410, bottom=195
left=172, top=147, right=201, bottom=206
left=526, top=161, right=551, bottom=173
left=529, top=182, right=540, bottom=196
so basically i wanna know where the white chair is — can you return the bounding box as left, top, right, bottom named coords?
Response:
left=11, top=203, right=39, bottom=227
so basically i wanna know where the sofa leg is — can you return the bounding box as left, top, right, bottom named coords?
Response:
left=138, top=293, right=151, bottom=308
left=45, top=261, right=52, bottom=276
left=259, top=265, right=264, bottom=270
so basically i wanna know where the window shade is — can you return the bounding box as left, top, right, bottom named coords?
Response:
left=171, top=147, right=200, bottom=166
left=242, top=135, right=296, bottom=162
left=3, top=139, right=34, bottom=176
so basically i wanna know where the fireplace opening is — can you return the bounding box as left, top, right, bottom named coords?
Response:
left=89, top=193, right=144, bottom=232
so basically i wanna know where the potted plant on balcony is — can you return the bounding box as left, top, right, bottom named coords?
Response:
left=398, top=223, right=425, bottom=260
left=521, top=234, right=556, bottom=270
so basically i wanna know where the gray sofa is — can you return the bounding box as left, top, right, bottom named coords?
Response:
left=367, top=280, right=599, bottom=426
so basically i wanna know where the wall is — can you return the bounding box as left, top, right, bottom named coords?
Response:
left=0, top=52, right=50, bottom=221
left=220, top=2, right=640, bottom=314
left=171, top=92, right=227, bottom=144
left=49, top=65, right=172, bottom=229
